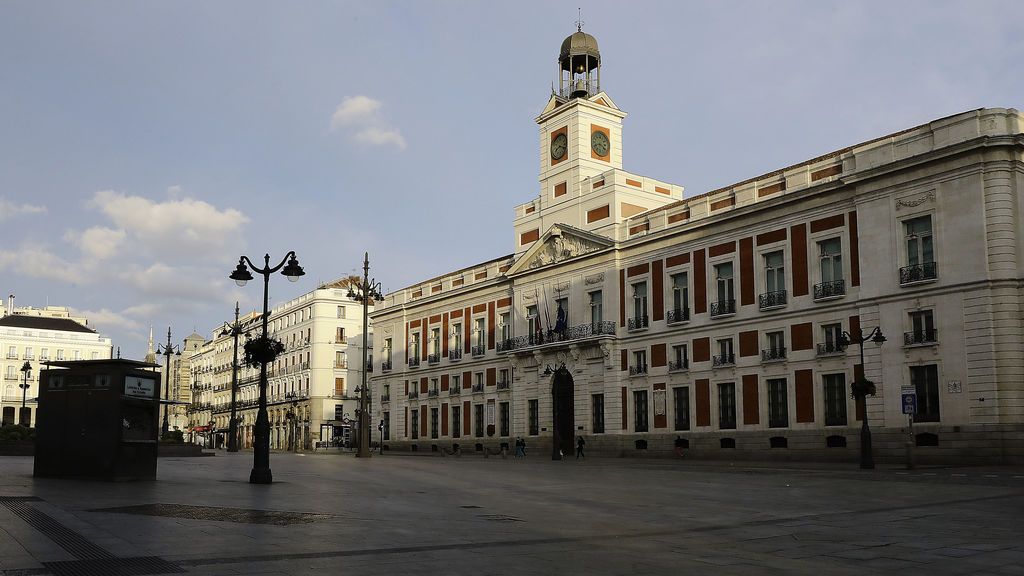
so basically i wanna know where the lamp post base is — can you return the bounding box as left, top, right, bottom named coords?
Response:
left=249, top=468, right=273, bottom=484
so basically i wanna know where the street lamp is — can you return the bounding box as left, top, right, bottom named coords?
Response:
left=837, top=325, right=886, bottom=469
left=156, top=327, right=181, bottom=436
left=346, top=252, right=384, bottom=459
left=229, top=251, right=305, bottom=484
left=19, top=361, right=31, bottom=427
left=220, top=302, right=245, bottom=452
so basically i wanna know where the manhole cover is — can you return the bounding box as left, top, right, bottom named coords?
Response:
left=90, top=504, right=331, bottom=526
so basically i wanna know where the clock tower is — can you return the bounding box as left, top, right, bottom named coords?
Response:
left=512, top=27, right=682, bottom=255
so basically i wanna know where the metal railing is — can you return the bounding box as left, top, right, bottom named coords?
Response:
left=712, top=353, right=735, bottom=367
left=627, top=315, right=649, bottom=331
left=668, top=360, right=688, bottom=372
left=666, top=307, right=690, bottom=324
left=449, top=386, right=461, bottom=396
left=759, top=290, right=787, bottom=310
left=427, top=353, right=441, bottom=365
left=710, top=299, right=736, bottom=317
left=900, top=261, right=937, bottom=284
left=813, top=279, right=845, bottom=300
left=761, top=347, right=787, bottom=362
left=471, top=345, right=486, bottom=357
left=449, top=349, right=462, bottom=361
left=381, top=360, right=392, bottom=372
left=427, top=388, right=439, bottom=398
left=471, top=383, right=484, bottom=393
left=816, top=342, right=846, bottom=356
left=408, top=357, right=420, bottom=368
left=380, top=394, right=390, bottom=402
left=497, top=321, right=616, bottom=352
left=408, top=390, right=419, bottom=399
left=904, top=329, right=938, bottom=345
left=497, top=380, right=510, bottom=390
left=629, top=365, right=648, bottom=376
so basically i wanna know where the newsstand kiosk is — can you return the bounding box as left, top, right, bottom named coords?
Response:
left=34, top=359, right=162, bottom=481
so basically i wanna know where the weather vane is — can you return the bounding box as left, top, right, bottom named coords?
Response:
left=576, top=8, right=584, bottom=32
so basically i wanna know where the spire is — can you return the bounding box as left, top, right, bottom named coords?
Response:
left=144, top=325, right=157, bottom=364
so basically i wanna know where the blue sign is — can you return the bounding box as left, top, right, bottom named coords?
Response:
left=901, top=393, right=917, bottom=415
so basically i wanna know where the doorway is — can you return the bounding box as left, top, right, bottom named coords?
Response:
left=551, top=367, right=575, bottom=456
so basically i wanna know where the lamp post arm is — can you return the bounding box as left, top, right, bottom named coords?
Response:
left=241, top=251, right=296, bottom=277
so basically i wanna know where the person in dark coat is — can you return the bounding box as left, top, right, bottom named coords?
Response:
left=576, top=435, right=585, bottom=459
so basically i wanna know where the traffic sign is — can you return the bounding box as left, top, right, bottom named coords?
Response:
left=901, top=392, right=917, bottom=415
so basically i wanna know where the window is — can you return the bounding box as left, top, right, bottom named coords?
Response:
left=554, top=297, right=568, bottom=328
left=56, top=349, right=65, bottom=360
left=474, top=372, right=484, bottom=392
left=474, top=404, right=484, bottom=437
left=718, top=383, right=736, bottom=429
left=383, top=412, right=390, bottom=440
left=428, top=328, right=440, bottom=363
left=473, top=318, right=486, bottom=354
left=336, top=327, right=346, bottom=343
left=819, top=323, right=844, bottom=355
left=670, top=344, right=688, bottom=371
left=714, top=338, right=734, bottom=366
left=633, top=390, right=649, bottom=432
left=823, top=373, right=847, bottom=426
left=8, top=345, right=17, bottom=359
left=907, top=310, right=936, bottom=345
left=40, top=348, right=49, bottom=360
left=911, top=365, right=940, bottom=422
left=430, top=408, right=439, bottom=438
left=72, top=350, right=81, bottom=360
left=24, top=347, right=33, bottom=359
left=712, top=263, right=735, bottom=316
left=761, top=251, right=786, bottom=309
left=902, top=215, right=936, bottom=283
left=527, top=305, right=539, bottom=341
left=589, top=291, right=603, bottom=326
left=409, top=333, right=420, bottom=363
left=90, top=352, right=99, bottom=360
left=767, top=378, right=788, bottom=428
left=498, top=369, right=510, bottom=389
left=630, top=350, right=648, bottom=375
left=499, top=312, right=510, bottom=342
left=451, top=324, right=462, bottom=354
left=335, top=351, right=347, bottom=368
left=815, top=238, right=845, bottom=299
left=592, top=394, right=605, bottom=433
left=673, top=387, right=690, bottom=430
left=669, top=273, right=689, bottom=322
left=337, top=306, right=346, bottom=319
left=528, top=399, right=539, bottom=435
left=763, top=331, right=786, bottom=361
left=630, top=282, right=648, bottom=329
left=410, top=409, right=419, bottom=439
left=499, top=402, right=510, bottom=436
left=383, top=338, right=392, bottom=368
left=452, top=405, right=461, bottom=438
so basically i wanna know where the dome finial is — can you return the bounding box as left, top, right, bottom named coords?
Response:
left=576, top=7, right=584, bottom=32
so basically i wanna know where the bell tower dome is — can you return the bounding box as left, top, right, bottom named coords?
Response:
left=558, top=24, right=600, bottom=99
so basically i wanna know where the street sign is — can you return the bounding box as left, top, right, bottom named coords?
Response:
left=901, top=392, right=917, bottom=415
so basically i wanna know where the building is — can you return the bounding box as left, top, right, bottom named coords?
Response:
left=367, top=28, right=1024, bottom=464
left=187, top=278, right=373, bottom=450
left=1, top=295, right=113, bottom=426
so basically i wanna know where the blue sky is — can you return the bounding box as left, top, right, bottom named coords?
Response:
left=1, top=1, right=1021, bottom=358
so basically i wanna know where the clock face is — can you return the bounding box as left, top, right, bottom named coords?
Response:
left=591, top=130, right=610, bottom=157
left=550, top=133, right=567, bottom=160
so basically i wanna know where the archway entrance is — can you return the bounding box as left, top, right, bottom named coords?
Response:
left=551, top=367, right=575, bottom=459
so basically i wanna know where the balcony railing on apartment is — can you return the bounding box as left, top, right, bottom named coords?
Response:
left=471, top=345, right=486, bottom=358
left=334, top=361, right=348, bottom=369
left=449, top=386, right=461, bottom=396
left=900, top=261, right=937, bottom=285
left=761, top=347, right=787, bottom=362
left=668, top=359, right=688, bottom=372
left=759, top=290, right=787, bottom=310
left=816, top=342, right=846, bottom=356
left=427, top=388, right=439, bottom=398
left=496, top=380, right=510, bottom=390
left=813, top=279, right=845, bottom=300
left=381, top=360, right=392, bottom=372
left=712, top=353, right=735, bottom=367
left=666, top=307, right=690, bottom=324
left=427, top=353, right=441, bottom=365
left=471, top=383, right=484, bottom=393
left=904, top=329, right=938, bottom=346
left=449, top=349, right=462, bottom=361
left=629, top=364, right=648, bottom=376
left=710, top=299, right=736, bottom=317
left=408, top=357, right=420, bottom=368
left=380, top=394, right=390, bottom=403
left=408, top=390, right=419, bottom=399
left=497, top=320, right=616, bottom=353
left=627, top=315, right=649, bottom=331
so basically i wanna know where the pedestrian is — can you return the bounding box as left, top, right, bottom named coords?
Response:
left=576, top=435, right=585, bottom=459
left=674, top=435, right=686, bottom=459
left=515, top=437, right=526, bottom=458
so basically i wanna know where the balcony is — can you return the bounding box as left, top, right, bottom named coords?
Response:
left=471, top=345, right=486, bottom=358
left=712, top=353, right=735, bottom=367
left=335, top=337, right=347, bottom=344
left=381, top=360, right=392, bottom=372
left=761, top=347, right=787, bottom=362
left=628, top=364, right=648, bottom=376
left=366, top=361, right=373, bottom=373
left=380, top=394, right=390, bottom=403
left=666, top=307, right=690, bottom=325
left=710, top=299, right=736, bottom=318
left=627, top=315, right=649, bottom=331
left=449, top=386, right=461, bottom=396
left=816, top=342, right=846, bottom=356
left=668, top=359, right=688, bottom=372
left=497, top=380, right=510, bottom=390
left=408, top=357, right=420, bottom=368
left=408, top=390, right=419, bottom=399
left=449, top=349, right=462, bottom=361
left=900, top=262, right=937, bottom=285
left=427, top=353, right=441, bottom=365
left=5, top=353, right=17, bottom=359
left=498, top=321, right=616, bottom=353
left=334, top=361, right=348, bottom=369
left=427, top=388, right=439, bottom=398
left=759, top=290, right=787, bottom=310
left=471, top=383, right=484, bottom=394
left=813, top=279, right=845, bottom=300
left=904, top=329, right=938, bottom=346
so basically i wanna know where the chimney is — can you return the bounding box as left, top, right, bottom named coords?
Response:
left=6, top=294, right=13, bottom=316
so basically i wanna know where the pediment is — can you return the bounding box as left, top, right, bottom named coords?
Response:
left=506, top=224, right=614, bottom=275
left=588, top=92, right=620, bottom=110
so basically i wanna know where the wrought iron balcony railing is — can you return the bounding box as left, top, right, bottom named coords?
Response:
left=629, top=365, right=648, bottom=376
left=761, top=347, right=787, bottom=362
left=449, top=349, right=462, bottom=361
left=427, top=353, right=441, bottom=365
left=710, top=299, right=736, bottom=317
left=627, top=315, right=649, bottom=331
left=759, top=290, right=787, bottom=310
left=380, top=394, right=390, bottom=403
left=900, top=261, right=937, bottom=285
left=904, top=329, right=938, bottom=345
left=408, top=357, right=420, bottom=368
left=497, top=321, right=616, bottom=352
left=666, top=307, right=690, bottom=324
left=497, top=380, right=510, bottom=390
left=471, top=383, right=484, bottom=393
left=816, top=342, right=846, bottom=356
left=813, top=279, right=845, bottom=300
left=381, top=360, right=392, bottom=372
left=408, top=390, right=419, bottom=399
left=449, top=386, right=461, bottom=396
left=471, top=345, right=486, bottom=358
left=712, top=353, right=735, bottom=367
left=668, top=359, right=688, bottom=372
left=427, top=388, right=439, bottom=398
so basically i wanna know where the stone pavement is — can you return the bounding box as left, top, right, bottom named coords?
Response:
left=1, top=451, right=1022, bottom=575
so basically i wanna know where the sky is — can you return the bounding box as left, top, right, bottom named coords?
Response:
left=1, top=0, right=1021, bottom=359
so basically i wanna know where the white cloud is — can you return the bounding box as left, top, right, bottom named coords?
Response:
left=64, top=226, right=127, bottom=260
left=74, top=308, right=143, bottom=332
left=0, top=244, right=84, bottom=283
left=330, top=95, right=382, bottom=130
left=0, top=198, right=47, bottom=220
left=117, top=262, right=236, bottom=305
left=355, top=127, right=407, bottom=149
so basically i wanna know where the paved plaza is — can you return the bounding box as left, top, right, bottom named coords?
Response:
left=1, top=452, right=1022, bottom=576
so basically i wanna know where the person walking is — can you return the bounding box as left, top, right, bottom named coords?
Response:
left=515, top=437, right=526, bottom=458
left=674, top=435, right=686, bottom=459
left=576, top=435, right=585, bottom=459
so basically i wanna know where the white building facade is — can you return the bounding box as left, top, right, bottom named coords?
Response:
left=368, top=30, right=1024, bottom=464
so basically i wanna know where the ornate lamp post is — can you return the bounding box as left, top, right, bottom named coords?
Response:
left=220, top=302, right=245, bottom=452
left=229, top=251, right=305, bottom=484
left=19, top=361, right=31, bottom=426
left=156, top=328, right=181, bottom=436
left=346, top=252, right=384, bottom=459
left=838, top=325, right=886, bottom=469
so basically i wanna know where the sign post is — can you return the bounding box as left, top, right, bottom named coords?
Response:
left=901, top=388, right=917, bottom=470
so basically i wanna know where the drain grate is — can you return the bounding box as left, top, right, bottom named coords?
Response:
left=43, top=556, right=184, bottom=576
left=0, top=498, right=113, bottom=560
left=480, top=514, right=524, bottom=523
left=91, top=503, right=332, bottom=526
